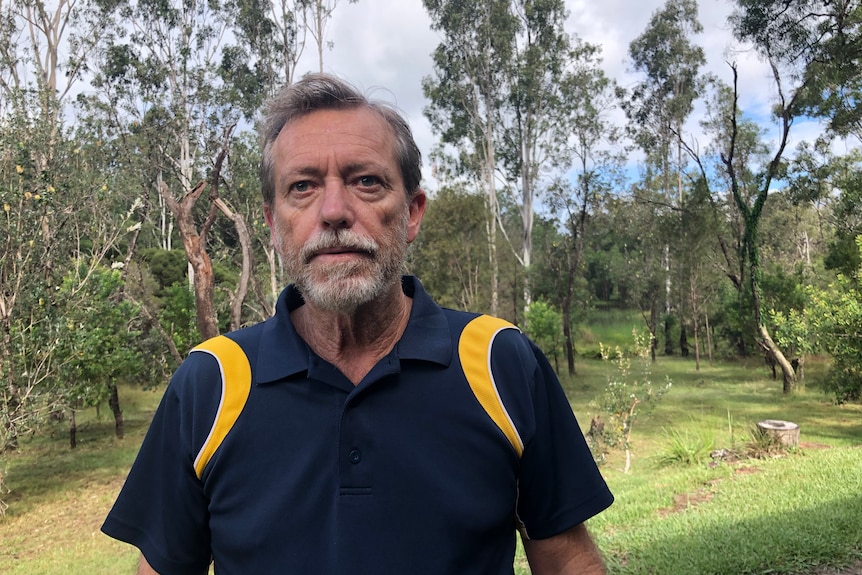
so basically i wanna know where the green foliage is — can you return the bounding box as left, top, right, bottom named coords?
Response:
left=53, top=266, right=143, bottom=410
left=160, top=283, right=202, bottom=356
left=139, top=249, right=189, bottom=294
left=805, top=238, right=862, bottom=403
left=409, top=187, right=491, bottom=312
left=625, top=0, right=705, bottom=152
left=523, top=300, right=564, bottom=370
left=769, top=306, right=813, bottom=361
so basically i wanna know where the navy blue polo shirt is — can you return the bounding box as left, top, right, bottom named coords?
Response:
left=102, top=276, right=613, bottom=575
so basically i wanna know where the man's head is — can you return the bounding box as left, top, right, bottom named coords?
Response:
left=259, top=74, right=422, bottom=208
left=260, top=75, right=426, bottom=314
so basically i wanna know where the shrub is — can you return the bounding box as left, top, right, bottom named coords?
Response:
left=591, top=329, right=672, bottom=472
left=657, top=428, right=715, bottom=467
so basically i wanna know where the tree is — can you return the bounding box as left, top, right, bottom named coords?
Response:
left=738, top=0, right=862, bottom=142
left=409, top=186, right=491, bottom=312
left=806, top=238, right=862, bottom=403
left=542, top=48, right=621, bottom=374
left=423, top=0, right=518, bottom=317
left=88, top=0, right=255, bottom=341
left=722, top=0, right=862, bottom=391
left=305, top=0, right=359, bottom=72
left=497, top=0, right=598, bottom=312
left=593, top=330, right=671, bottom=473
left=54, top=266, right=143, bottom=447
left=0, top=0, right=122, bottom=449
left=625, top=0, right=705, bottom=355
left=523, top=300, right=564, bottom=371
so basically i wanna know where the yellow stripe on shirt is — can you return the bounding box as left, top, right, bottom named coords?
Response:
left=191, top=335, right=252, bottom=479
left=459, top=315, right=524, bottom=458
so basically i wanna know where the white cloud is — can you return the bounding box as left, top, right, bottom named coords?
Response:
left=298, top=0, right=852, bottom=189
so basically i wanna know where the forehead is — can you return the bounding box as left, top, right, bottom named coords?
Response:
left=273, top=107, right=399, bottom=171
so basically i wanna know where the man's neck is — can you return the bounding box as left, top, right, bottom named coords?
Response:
left=290, top=281, right=412, bottom=385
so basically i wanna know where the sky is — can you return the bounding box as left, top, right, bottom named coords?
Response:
left=297, top=0, right=836, bottom=191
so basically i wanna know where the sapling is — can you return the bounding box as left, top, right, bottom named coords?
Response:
left=592, top=329, right=672, bottom=473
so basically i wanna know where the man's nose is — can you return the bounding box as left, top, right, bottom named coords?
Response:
left=319, top=179, right=354, bottom=229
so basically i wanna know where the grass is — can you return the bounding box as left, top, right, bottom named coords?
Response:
left=2, top=354, right=861, bottom=574
left=0, top=385, right=159, bottom=574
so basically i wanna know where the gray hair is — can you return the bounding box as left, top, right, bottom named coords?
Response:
left=259, top=74, right=422, bottom=206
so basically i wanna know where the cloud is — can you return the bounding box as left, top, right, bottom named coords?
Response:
left=301, top=0, right=851, bottom=189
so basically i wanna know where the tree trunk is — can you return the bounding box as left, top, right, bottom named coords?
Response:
left=107, top=382, right=124, bottom=439
left=69, top=409, right=77, bottom=449
left=757, top=419, right=799, bottom=448
left=693, top=314, right=701, bottom=371
left=679, top=321, right=689, bottom=357
left=213, top=199, right=253, bottom=332
left=759, top=325, right=796, bottom=394
left=705, top=312, right=713, bottom=366
left=161, top=179, right=220, bottom=341
left=562, top=298, right=575, bottom=376
left=664, top=316, right=673, bottom=355
left=649, top=299, right=658, bottom=362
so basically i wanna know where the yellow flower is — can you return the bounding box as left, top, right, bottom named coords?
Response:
left=101, top=184, right=107, bottom=191
left=16, top=165, right=23, bottom=174
left=3, top=203, right=9, bottom=213
left=46, top=185, right=55, bottom=193
left=24, top=191, right=32, bottom=199
left=34, top=194, right=41, bottom=200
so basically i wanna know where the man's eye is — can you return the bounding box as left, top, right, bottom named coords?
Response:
left=291, top=181, right=310, bottom=193
left=357, top=176, right=380, bottom=187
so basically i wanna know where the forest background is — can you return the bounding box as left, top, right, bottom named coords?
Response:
left=1, top=0, right=862, bottom=455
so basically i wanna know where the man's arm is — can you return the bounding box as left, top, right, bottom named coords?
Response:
left=137, top=556, right=159, bottom=575
left=522, top=523, right=607, bottom=575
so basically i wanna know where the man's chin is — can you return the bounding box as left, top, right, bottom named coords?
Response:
left=298, top=276, right=382, bottom=315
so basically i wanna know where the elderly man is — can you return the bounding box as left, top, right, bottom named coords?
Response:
left=102, top=74, right=613, bottom=575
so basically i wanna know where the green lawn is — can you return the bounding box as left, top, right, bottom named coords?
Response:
left=2, top=356, right=860, bottom=574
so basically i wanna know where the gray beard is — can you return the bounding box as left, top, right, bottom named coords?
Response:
left=276, top=221, right=408, bottom=315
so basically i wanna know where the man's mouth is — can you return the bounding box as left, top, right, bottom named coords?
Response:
left=306, top=246, right=374, bottom=263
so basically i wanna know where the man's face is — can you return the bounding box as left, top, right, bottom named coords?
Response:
left=264, top=107, right=426, bottom=314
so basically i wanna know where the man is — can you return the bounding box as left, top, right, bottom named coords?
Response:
left=102, top=74, right=614, bottom=575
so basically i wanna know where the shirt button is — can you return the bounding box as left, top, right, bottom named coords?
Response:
left=348, top=449, right=362, bottom=464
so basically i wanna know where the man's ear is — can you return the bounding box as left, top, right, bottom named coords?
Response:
left=407, top=190, right=427, bottom=243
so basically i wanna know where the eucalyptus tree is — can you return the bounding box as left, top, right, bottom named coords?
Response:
left=498, top=0, right=603, bottom=312
left=541, top=50, right=622, bottom=374
left=225, top=0, right=359, bottom=110
left=0, top=0, right=113, bottom=165
left=626, top=0, right=704, bottom=205
left=423, top=0, right=517, bottom=316
left=87, top=0, right=260, bottom=340
left=425, top=0, right=609, bottom=317
left=625, top=0, right=705, bottom=355
left=305, top=0, right=359, bottom=72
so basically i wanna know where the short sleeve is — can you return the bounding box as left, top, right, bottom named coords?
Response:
left=512, top=341, right=614, bottom=539
left=101, top=354, right=222, bottom=574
